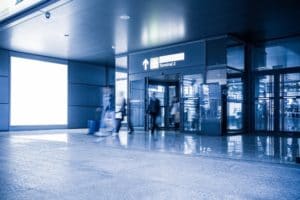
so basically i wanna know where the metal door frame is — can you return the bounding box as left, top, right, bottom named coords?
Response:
left=252, top=66, right=300, bottom=134
left=145, top=78, right=180, bottom=131
left=225, top=74, right=245, bottom=134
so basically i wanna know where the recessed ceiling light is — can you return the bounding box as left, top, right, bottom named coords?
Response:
left=64, top=34, right=69, bottom=37
left=120, top=15, right=130, bottom=20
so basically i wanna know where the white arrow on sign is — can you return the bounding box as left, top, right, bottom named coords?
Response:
left=143, top=59, right=149, bottom=70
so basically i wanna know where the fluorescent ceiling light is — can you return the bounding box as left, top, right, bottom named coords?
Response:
left=119, top=15, right=130, bottom=20
left=0, top=0, right=45, bottom=22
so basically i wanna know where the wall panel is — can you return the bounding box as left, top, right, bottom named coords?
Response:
left=0, top=77, right=9, bottom=103
left=107, top=67, right=115, bottom=86
left=68, top=61, right=112, bottom=128
left=0, top=104, right=9, bottom=130
left=69, top=84, right=102, bottom=107
left=68, top=106, right=98, bottom=128
left=0, top=50, right=9, bottom=76
left=0, top=49, right=9, bottom=131
left=69, top=61, right=106, bottom=85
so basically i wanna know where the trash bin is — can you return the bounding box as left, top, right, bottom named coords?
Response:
left=87, top=120, right=99, bottom=134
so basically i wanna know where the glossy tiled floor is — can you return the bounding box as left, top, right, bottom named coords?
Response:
left=0, top=129, right=300, bottom=199
left=96, top=130, right=300, bottom=165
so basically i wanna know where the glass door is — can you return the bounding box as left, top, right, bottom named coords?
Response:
left=280, top=73, right=300, bottom=132
left=227, top=78, right=243, bottom=131
left=182, top=74, right=203, bottom=132
left=255, top=75, right=274, bottom=131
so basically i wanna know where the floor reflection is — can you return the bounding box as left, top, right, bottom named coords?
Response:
left=118, top=132, right=128, bottom=147
left=227, top=136, right=243, bottom=157
left=96, top=131, right=300, bottom=164
left=11, top=133, right=69, bottom=143
left=183, top=136, right=196, bottom=155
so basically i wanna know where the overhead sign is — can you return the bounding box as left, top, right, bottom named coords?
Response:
left=143, top=52, right=185, bottom=71
left=0, top=0, right=44, bottom=22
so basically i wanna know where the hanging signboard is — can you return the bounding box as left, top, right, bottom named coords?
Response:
left=129, top=41, right=205, bottom=74
left=142, top=52, right=185, bottom=71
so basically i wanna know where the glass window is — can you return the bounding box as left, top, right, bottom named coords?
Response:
left=280, top=73, right=300, bottom=132
left=254, top=37, right=300, bottom=70
left=10, top=56, right=68, bottom=126
left=227, top=45, right=245, bottom=71
left=255, top=99, right=274, bottom=131
left=227, top=78, right=243, bottom=130
left=255, top=75, right=274, bottom=98
left=199, top=83, right=222, bottom=134
left=183, top=74, right=203, bottom=131
left=280, top=73, right=300, bottom=97
left=255, top=75, right=274, bottom=131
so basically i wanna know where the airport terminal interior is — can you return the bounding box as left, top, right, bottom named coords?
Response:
left=0, top=0, right=300, bottom=199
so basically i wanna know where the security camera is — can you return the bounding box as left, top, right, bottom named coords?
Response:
left=45, top=11, right=51, bottom=19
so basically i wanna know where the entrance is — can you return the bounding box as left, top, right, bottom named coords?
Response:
left=130, top=73, right=242, bottom=135
left=224, top=77, right=244, bottom=133
left=255, top=71, right=300, bottom=133
left=146, top=77, right=179, bottom=130
left=145, top=73, right=225, bottom=135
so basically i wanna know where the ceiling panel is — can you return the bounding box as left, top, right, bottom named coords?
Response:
left=0, top=0, right=299, bottom=65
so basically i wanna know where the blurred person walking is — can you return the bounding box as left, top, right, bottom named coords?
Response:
left=171, top=96, right=180, bottom=131
left=147, top=92, right=161, bottom=134
left=114, top=91, right=134, bottom=136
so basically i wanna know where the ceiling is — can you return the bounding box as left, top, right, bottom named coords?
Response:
left=0, top=0, right=299, bottom=66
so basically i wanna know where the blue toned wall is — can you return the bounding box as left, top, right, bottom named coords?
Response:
left=0, top=50, right=114, bottom=131
left=0, top=49, right=10, bottom=131
left=68, top=61, right=114, bottom=128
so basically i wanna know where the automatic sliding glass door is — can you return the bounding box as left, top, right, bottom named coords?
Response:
left=227, top=78, right=243, bottom=130
left=255, top=75, right=274, bottom=131
left=280, top=73, right=300, bottom=132
left=182, top=74, right=203, bottom=132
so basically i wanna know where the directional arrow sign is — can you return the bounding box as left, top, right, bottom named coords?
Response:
left=143, top=59, right=149, bottom=70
